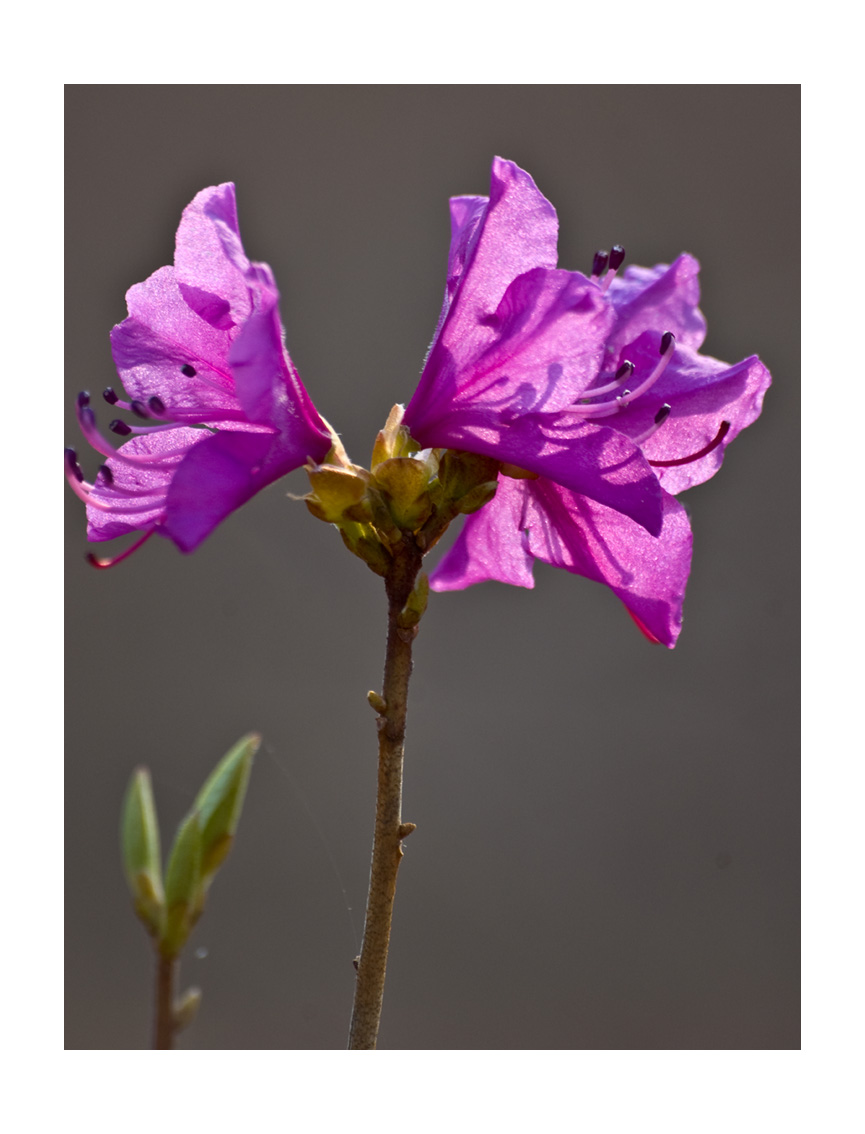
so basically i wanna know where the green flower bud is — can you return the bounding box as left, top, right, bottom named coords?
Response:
left=305, top=464, right=373, bottom=524
left=371, top=404, right=420, bottom=467
left=120, top=767, right=164, bottom=937
left=373, top=457, right=435, bottom=531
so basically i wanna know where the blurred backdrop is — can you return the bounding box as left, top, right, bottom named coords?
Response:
left=65, top=85, right=799, bottom=1049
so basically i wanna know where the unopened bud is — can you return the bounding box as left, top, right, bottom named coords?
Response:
left=305, top=464, right=373, bottom=524
left=373, top=457, right=435, bottom=531
left=371, top=404, right=420, bottom=467
left=161, top=810, right=203, bottom=957
left=174, top=986, right=203, bottom=1031
left=397, top=573, right=430, bottom=629
left=193, top=733, right=258, bottom=881
left=120, top=768, right=164, bottom=937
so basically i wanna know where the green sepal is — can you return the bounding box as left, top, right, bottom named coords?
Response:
left=161, top=809, right=203, bottom=957
left=120, top=767, right=164, bottom=937
left=455, top=480, right=499, bottom=515
left=374, top=457, right=435, bottom=531
left=193, top=732, right=259, bottom=881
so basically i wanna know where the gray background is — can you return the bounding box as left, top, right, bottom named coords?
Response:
left=65, top=86, right=799, bottom=1050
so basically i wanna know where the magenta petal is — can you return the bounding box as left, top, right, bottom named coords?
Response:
left=174, top=183, right=258, bottom=330
left=110, top=266, right=238, bottom=414
left=420, top=409, right=664, bottom=536
left=430, top=479, right=535, bottom=591
left=607, top=334, right=772, bottom=493
left=522, top=479, right=692, bottom=647
left=161, top=429, right=277, bottom=552
left=606, top=255, right=707, bottom=353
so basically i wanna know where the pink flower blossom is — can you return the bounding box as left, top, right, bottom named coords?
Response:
left=404, top=158, right=771, bottom=646
left=66, top=184, right=331, bottom=565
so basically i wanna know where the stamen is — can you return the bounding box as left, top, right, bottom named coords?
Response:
left=148, top=396, right=166, bottom=415
left=181, top=364, right=196, bottom=377
left=632, top=404, right=672, bottom=446
left=64, top=447, right=84, bottom=483
left=97, top=464, right=114, bottom=485
left=77, top=391, right=90, bottom=409
left=575, top=334, right=676, bottom=418
left=579, top=361, right=634, bottom=401
left=109, top=419, right=132, bottom=436
left=103, top=387, right=119, bottom=405
left=648, top=421, right=731, bottom=467
left=591, top=250, right=609, bottom=278
left=77, top=406, right=191, bottom=466
left=601, top=245, right=626, bottom=292
left=130, top=400, right=150, bottom=419
left=86, top=528, right=156, bottom=569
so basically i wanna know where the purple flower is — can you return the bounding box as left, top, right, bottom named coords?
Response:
left=404, top=158, right=771, bottom=646
left=66, top=184, right=331, bottom=566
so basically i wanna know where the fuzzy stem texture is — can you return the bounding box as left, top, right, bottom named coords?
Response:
left=348, top=541, right=423, bottom=1049
left=154, top=952, right=178, bottom=1050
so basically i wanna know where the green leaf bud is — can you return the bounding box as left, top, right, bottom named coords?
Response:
left=173, top=986, right=202, bottom=1032
left=161, top=810, right=203, bottom=957
left=193, top=732, right=259, bottom=881
left=120, top=767, right=164, bottom=937
left=397, top=572, right=430, bottom=629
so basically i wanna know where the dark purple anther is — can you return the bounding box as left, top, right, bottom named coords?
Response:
left=97, top=464, right=114, bottom=485
left=660, top=331, right=675, bottom=355
left=148, top=395, right=166, bottom=415
left=77, top=390, right=90, bottom=408
left=181, top=364, right=196, bottom=377
left=615, top=361, right=634, bottom=382
left=109, top=419, right=132, bottom=436
left=65, top=447, right=84, bottom=482
left=592, top=250, right=609, bottom=277
left=102, top=387, right=119, bottom=405
left=608, top=245, right=625, bottom=271
left=130, top=400, right=149, bottom=419
left=654, top=403, right=672, bottom=424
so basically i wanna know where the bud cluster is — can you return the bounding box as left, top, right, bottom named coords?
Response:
left=303, top=406, right=500, bottom=578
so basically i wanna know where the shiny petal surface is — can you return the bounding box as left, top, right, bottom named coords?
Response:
left=433, top=475, right=692, bottom=648
left=407, top=268, right=613, bottom=436
left=602, top=333, right=772, bottom=493
left=605, top=255, right=707, bottom=353
left=421, top=408, right=664, bottom=536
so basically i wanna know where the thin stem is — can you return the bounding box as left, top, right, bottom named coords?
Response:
left=348, top=541, right=423, bottom=1049
left=153, top=951, right=178, bottom=1049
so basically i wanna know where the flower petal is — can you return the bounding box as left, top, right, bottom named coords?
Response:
left=605, top=333, right=772, bottom=493
left=434, top=476, right=693, bottom=648
left=605, top=254, right=707, bottom=353
left=161, top=429, right=279, bottom=552
left=408, top=157, right=559, bottom=415
left=418, top=407, right=664, bottom=536
left=522, top=478, right=692, bottom=647
left=408, top=268, right=613, bottom=437
left=430, top=477, right=535, bottom=591
left=110, top=266, right=240, bottom=416
left=174, top=183, right=271, bottom=330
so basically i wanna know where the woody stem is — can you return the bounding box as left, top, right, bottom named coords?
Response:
left=348, top=540, right=423, bottom=1049
left=153, top=951, right=178, bottom=1049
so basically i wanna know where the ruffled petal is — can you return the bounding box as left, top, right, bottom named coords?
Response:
left=605, top=255, right=707, bottom=353
left=416, top=407, right=664, bottom=536
left=522, top=478, right=692, bottom=647
left=603, top=332, right=772, bottom=493
left=408, top=157, right=559, bottom=415
left=174, top=183, right=274, bottom=330
left=430, top=477, right=535, bottom=591
left=407, top=268, right=613, bottom=437
left=433, top=476, right=692, bottom=647
left=161, top=429, right=278, bottom=552
left=85, top=426, right=210, bottom=542
left=110, top=266, right=240, bottom=416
